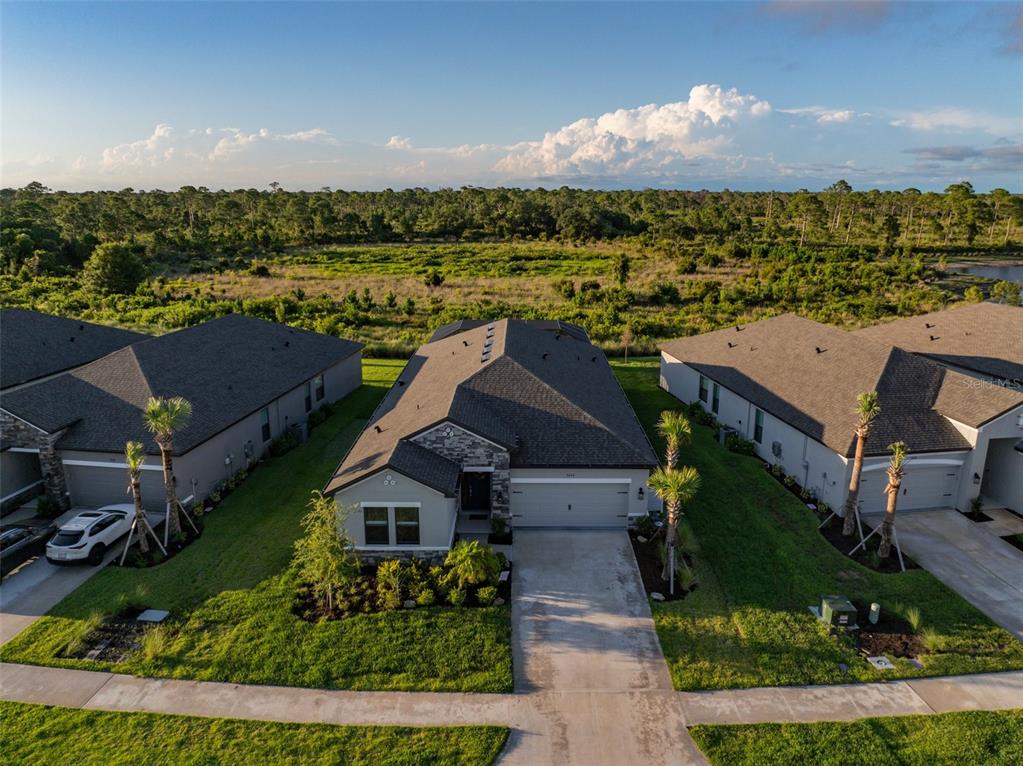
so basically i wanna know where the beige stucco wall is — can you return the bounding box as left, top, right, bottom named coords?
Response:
left=336, top=469, right=456, bottom=549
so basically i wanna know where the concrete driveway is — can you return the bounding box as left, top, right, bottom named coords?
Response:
left=505, top=530, right=702, bottom=765
left=883, top=510, right=1023, bottom=641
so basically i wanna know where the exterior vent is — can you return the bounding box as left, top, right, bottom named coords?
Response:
left=771, top=441, right=783, bottom=458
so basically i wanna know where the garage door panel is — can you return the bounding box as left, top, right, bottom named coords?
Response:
left=859, top=465, right=959, bottom=514
left=511, top=481, right=629, bottom=528
left=65, top=465, right=165, bottom=511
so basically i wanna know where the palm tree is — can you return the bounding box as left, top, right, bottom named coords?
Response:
left=648, top=465, right=701, bottom=593
left=657, top=410, right=693, bottom=470
left=842, top=391, right=881, bottom=536
left=143, top=396, right=192, bottom=545
left=120, top=441, right=165, bottom=564
left=878, top=441, right=907, bottom=559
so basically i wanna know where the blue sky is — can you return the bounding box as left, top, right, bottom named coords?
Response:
left=2, top=1, right=1020, bottom=191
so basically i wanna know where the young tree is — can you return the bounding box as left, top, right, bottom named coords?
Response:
left=81, top=242, right=147, bottom=295
left=620, top=325, right=634, bottom=361
left=648, top=465, right=701, bottom=593
left=142, top=396, right=193, bottom=545
left=120, top=441, right=165, bottom=563
left=842, top=391, right=881, bottom=537
left=292, top=492, right=360, bottom=612
left=611, top=252, right=631, bottom=286
left=657, top=410, right=693, bottom=470
left=992, top=280, right=1021, bottom=306
left=878, top=441, right=908, bottom=559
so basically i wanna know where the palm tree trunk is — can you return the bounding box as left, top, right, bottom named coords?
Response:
left=160, top=442, right=182, bottom=539
left=131, top=475, right=149, bottom=554
left=842, top=432, right=866, bottom=536
left=661, top=500, right=680, bottom=585
left=878, top=483, right=900, bottom=558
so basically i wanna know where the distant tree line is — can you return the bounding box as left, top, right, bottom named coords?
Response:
left=2, top=180, right=1020, bottom=278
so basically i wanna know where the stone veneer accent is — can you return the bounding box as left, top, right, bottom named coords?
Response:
left=0, top=410, right=70, bottom=511
left=411, top=422, right=512, bottom=521
left=357, top=550, right=448, bottom=566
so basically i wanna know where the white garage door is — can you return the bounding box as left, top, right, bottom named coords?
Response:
left=859, top=464, right=960, bottom=514
left=64, top=464, right=166, bottom=511
left=510, top=480, right=630, bottom=528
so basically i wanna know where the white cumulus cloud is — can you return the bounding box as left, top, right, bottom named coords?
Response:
left=890, top=108, right=1020, bottom=136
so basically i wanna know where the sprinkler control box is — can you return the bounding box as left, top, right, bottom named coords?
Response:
left=819, top=595, right=859, bottom=630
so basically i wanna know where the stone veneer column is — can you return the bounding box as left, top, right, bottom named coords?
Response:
left=38, top=437, right=71, bottom=511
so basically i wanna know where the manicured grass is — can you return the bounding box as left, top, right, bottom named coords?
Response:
left=612, top=358, right=1023, bottom=691
left=689, top=709, right=1023, bottom=766
left=1, top=359, right=514, bottom=693
left=2, top=701, right=508, bottom=766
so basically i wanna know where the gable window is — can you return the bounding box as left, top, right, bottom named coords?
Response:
left=260, top=407, right=271, bottom=442
left=314, top=374, right=324, bottom=401
left=394, top=506, right=420, bottom=545
left=304, top=381, right=312, bottom=413
left=698, top=375, right=709, bottom=403
left=712, top=383, right=720, bottom=414
left=754, top=409, right=764, bottom=444
left=364, top=506, right=389, bottom=544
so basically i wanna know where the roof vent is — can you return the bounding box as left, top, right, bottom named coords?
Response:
left=542, top=352, right=549, bottom=359
left=462, top=340, right=469, bottom=347
left=284, top=340, right=290, bottom=347
left=397, top=380, right=405, bottom=386
left=591, top=356, right=597, bottom=363
left=727, top=342, right=736, bottom=348
left=925, top=322, right=935, bottom=328
left=78, top=324, right=85, bottom=330
left=815, top=346, right=826, bottom=354
left=736, top=325, right=744, bottom=332
left=374, top=425, right=383, bottom=434
left=69, top=336, right=75, bottom=342
left=929, top=335, right=939, bottom=341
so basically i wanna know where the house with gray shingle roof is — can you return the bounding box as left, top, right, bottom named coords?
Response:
left=1, top=313, right=362, bottom=513
left=326, top=319, right=658, bottom=555
left=659, top=307, right=1023, bottom=516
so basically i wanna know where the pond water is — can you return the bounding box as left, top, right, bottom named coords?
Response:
left=951, top=263, right=1023, bottom=283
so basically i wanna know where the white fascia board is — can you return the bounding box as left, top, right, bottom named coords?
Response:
left=860, top=454, right=969, bottom=473
left=463, top=466, right=495, bottom=473
left=62, top=458, right=164, bottom=471
left=333, top=468, right=447, bottom=497
left=359, top=501, right=422, bottom=508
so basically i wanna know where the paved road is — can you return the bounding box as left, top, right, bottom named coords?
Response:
left=877, top=509, right=1023, bottom=641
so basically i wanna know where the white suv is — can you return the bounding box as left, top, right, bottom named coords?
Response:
left=46, top=505, right=133, bottom=565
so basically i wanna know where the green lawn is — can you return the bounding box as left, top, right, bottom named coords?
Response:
left=0, top=359, right=513, bottom=693
left=612, top=358, right=1023, bottom=691
left=3, top=701, right=508, bottom=766
left=689, top=709, right=1023, bottom=766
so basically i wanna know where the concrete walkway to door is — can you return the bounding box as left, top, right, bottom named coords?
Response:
left=873, top=509, right=1023, bottom=641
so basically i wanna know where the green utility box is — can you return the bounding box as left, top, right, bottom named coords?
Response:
left=820, top=595, right=859, bottom=630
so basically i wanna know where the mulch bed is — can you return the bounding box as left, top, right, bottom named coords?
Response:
left=292, top=561, right=513, bottom=623
left=119, top=516, right=204, bottom=569
left=817, top=516, right=920, bottom=573
left=962, top=510, right=994, bottom=523
left=852, top=602, right=924, bottom=659
left=629, top=531, right=693, bottom=602
left=62, top=607, right=149, bottom=662
left=1001, top=535, right=1023, bottom=554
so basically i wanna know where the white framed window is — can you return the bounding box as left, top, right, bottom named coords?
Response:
left=260, top=407, right=271, bottom=442
left=364, top=506, right=389, bottom=544
left=394, top=506, right=420, bottom=545
left=754, top=409, right=764, bottom=444
left=698, top=375, right=709, bottom=403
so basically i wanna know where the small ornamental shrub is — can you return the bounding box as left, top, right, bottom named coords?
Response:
left=448, top=588, right=467, bottom=607
left=416, top=587, right=436, bottom=607
left=269, top=432, right=299, bottom=457
left=444, top=540, right=500, bottom=589
left=633, top=514, right=657, bottom=538
left=34, top=494, right=61, bottom=519
left=477, top=586, right=498, bottom=607
left=783, top=474, right=798, bottom=489
left=724, top=433, right=756, bottom=456
left=376, top=559, right=406, bottom=611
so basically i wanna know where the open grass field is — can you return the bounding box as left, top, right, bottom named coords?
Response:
left=612, top=358, right=1023, bottom=691
left=689, top=709, right=1023, bottom=766
left=0, top=359, right=514, bottom=693
left=2, top=701, right=508, bottom=766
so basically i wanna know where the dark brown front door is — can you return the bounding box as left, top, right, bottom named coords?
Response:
left=461, top=471, right=492, bottom=512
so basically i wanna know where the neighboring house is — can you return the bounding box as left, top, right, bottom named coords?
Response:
left=1, top=313, right=363, bottom=513
left=659, top=308, right=1023, bottom=515
left=1, top=309, right=146, bottom=511
left=325, top=319, right=658, bottom=559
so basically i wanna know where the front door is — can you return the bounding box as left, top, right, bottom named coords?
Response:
left=461, top=471, right=492, bottom=513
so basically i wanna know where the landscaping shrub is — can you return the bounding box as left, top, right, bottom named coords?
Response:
left=416, top=587, right=436, bottom=607
left=724, top=432, right=756, bottom=456
left=444, top=540, right=500, bottom=590
left=34, top=494, right=60, bottom=519
left=633, top=514, right=658, bottom=538
left=269, top=432, right=299, bottom=457
left=448, top=588, right=467, bottom=607
left=376, top=559, right=406, bottom=611
left=477, top=586, right=498, bottom=607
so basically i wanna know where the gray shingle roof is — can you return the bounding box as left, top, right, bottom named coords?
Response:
left=660, top=314, right=1021, bottom=457
left=852, top=302, right=1023, bottom=384
left=1, top=314, right=363, bottom=455
left=1, top=308, right=147, bottom=390
left=326, top=319, right=657, bottom=496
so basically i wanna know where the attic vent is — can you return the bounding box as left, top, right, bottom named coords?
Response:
left=815, top=346, right=826, bottom=354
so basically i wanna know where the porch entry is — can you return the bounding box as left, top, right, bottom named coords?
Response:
left=460, top=469, right=492, bottom=516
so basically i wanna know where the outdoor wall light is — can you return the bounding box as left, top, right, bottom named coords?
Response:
left=973, top=472, right=981, bottom=485
left=496, top=491, right=504, bottom=504
left=637, top=487, right=645, bottom=501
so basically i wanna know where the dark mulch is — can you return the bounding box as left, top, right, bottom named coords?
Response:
left=63, top=607, right=149, bottom=662
left=852, top=602, right=924, bottom=658
left=119, top=516, right=204, bottom=569
left=629, top=531, right=693, bottom=602
left=1002, top=534, right=1023, bottom=554
left=488, top=531, right=513, bottom=545
left=962, top=510, right=994, bottom=523
left=817, top=516, right=920, bottom=573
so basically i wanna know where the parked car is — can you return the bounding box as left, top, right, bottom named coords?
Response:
left=0, top=522, right=57, bottom=576
left=46, top=505, right=133, bottom=565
